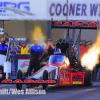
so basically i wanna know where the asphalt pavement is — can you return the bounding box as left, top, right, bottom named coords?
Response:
left=0, top=82, right=100, bottom=100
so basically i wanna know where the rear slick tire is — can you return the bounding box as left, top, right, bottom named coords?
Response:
left=84, top=70, right=93, bottom=86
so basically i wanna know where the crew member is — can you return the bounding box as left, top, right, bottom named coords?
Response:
left=86, top=44, right=92, bottom=52
left=0, top=38, right=8, bottom=55
left=26, top=38, right=45, bottom=76
left=80, top=45, right=86, bottom=57
left=16, top=46, right=21, bottom=54
left=21, top=42, right=29, bottom=54
left=46, top=39, right=55, bottom=56
left=42, top=51, right=49, bottom=62
left=41, top=43, right=49, bottom=62
left=42, top=43, right=46, bottom=52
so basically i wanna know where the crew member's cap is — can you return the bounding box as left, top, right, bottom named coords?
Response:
left=48, top=39, right=52, bottom=41
left=34, top=38, right=38, bottom=41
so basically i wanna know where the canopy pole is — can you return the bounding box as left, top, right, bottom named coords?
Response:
left=77, top=29, right=81, bottom=62
left=3, top=20, right=4, bottom=38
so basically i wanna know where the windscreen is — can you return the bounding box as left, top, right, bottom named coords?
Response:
left=49, top=55, right=65, bottom=63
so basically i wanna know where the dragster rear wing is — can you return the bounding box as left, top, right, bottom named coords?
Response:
left=51, top=21, right=97, bottom=29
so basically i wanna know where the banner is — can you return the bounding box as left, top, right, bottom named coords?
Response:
left=47, top=0, right=100, bottom=21
left=18, top=59, right=29, bottom=72
left=0, top=0, right=100, bottom=21
left=0, top=0, right=46, bottom=20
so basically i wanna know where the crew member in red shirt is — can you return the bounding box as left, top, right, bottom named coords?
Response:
left=81, top=45, right=86, bottom=57
left=46, top=39, right=55, bottom=56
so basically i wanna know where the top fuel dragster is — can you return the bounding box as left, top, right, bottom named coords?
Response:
left=0, top=20, right=98, bottom=90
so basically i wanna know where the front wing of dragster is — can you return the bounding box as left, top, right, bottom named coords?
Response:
left=0, top=79, right=57, bottom=84
left=0, top=72, right=84, bottom=86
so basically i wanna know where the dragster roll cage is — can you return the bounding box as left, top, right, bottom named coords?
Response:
left=51, top=19, right=98, bottom=61
left=55, top=39, right=69, bottom=54
left=0, top=79, right=57, bottom=84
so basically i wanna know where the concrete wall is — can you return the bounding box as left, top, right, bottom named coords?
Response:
left=0, top=21, right=4, bottom=40
left=23, top=21, right=48, bottom=43
left=3, top=21, right=48, bottom=44
left=51, top=29, right=97, bottom=43
left=4, top=21, right=26, bottom=38
left=0, top=21, right=97, bottom=44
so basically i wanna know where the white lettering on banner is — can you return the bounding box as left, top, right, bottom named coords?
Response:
left=47, top=0, right=100, bottom=21
left=9, top=38, right=27, bottom=41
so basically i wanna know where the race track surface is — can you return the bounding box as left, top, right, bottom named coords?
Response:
left=0, top=82, right=100, bottom=100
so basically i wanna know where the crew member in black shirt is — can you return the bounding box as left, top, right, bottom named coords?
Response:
left=0, top=38, right=8, bottom=55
